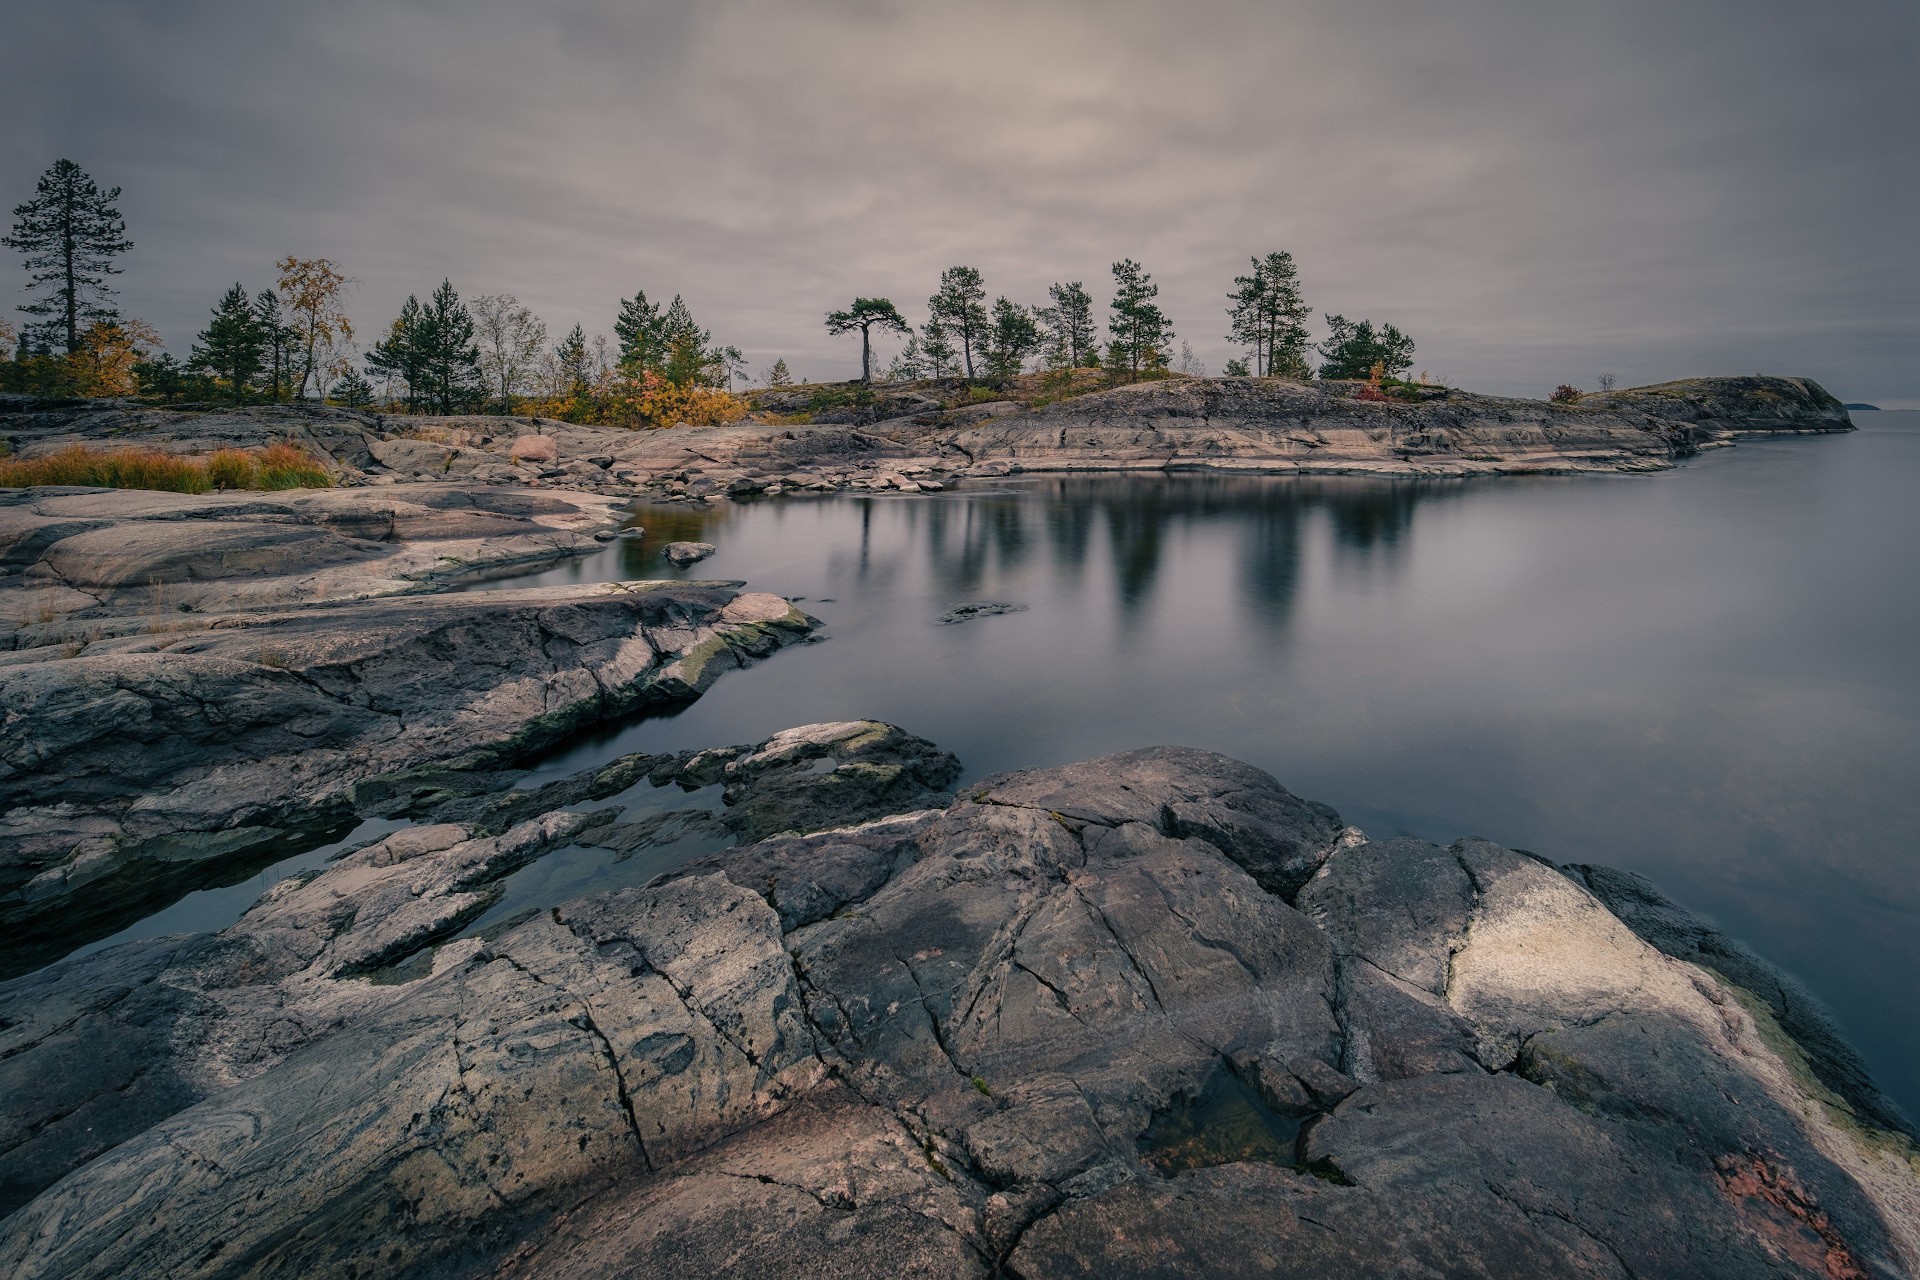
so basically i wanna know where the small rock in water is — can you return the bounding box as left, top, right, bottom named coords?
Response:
left=937, top=601, right=1027, bottom=625
left=663, top=541, right=717, bottom=566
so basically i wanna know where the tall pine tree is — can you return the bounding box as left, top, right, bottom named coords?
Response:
left=658, top=295, right=717, bottom=387
left=365, top=295, right=428, bottom=411
left=416, top=279, right=482, bottom=413
left=253, top=289, right=296, bottom=402
left=1106, top=259, right=1173, bottom=379
left=982, top=297, right=1041, bottom=381
left=553, top=325, right=592, bottom=397
left=613, top=289, right=666, bottom=373
left=1037, top=281, right=1098, bottom=372
left=4, top=159, right=133, bottom=353
left=1226, top=251, right=1313, bottom=378
left=189, top=284, right=266, bottom=403
left=927, top=266, right=989, bottom=379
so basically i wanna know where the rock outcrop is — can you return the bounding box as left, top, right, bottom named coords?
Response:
left=0, top=483, right=819, bottom=970
left=0, top=582, right=814, bottom=971
left=3, top=738, right=1912, bottom=1278
left=1, top=375, right=1852, bottom=510
left=0, top=482, right=628, bottom=628
left=0, top=719, right=958, bottom=1217
left=588, top=373, right=1852, bottom=500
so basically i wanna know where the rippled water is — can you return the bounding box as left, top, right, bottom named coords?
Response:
left=54, top=413, right=1920, bottom=1121
left=502, top=412, right=1920, bottom=1120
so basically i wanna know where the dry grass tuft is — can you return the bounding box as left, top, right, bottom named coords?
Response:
left=0, top=442, right=334, bottom=493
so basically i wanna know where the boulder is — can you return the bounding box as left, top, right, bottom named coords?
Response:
left=508, top=433, right=558, bottom=464
left=664, top=540, right=717, bottom=566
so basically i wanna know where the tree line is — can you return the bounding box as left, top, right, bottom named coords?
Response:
left=5, top=158, right=1430, bottom=420
left=822, top=251, right=1419, bottom=389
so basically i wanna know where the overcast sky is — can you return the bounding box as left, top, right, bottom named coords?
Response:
left=5, top=0, right=1916, bottom=402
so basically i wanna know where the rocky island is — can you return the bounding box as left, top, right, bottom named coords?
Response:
left=1, top=373, right=1854, bottom=502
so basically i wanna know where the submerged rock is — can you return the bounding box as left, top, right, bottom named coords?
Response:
left=936, top=601, right=1028, bottom=624
left=2, top=738, right=1912, bottom=1278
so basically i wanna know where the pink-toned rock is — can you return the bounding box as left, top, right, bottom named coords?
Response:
left=508, top=434, right=557, bottom=464
left=720, top=591, right=801, bottom=625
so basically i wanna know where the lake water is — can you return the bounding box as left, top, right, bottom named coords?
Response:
left=506, top=413, right=1920, bottom=1121
left=56, top=413, right=1920, bottom=1122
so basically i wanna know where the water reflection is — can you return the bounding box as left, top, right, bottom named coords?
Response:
left=485, top=431, right=1920, bottom=1122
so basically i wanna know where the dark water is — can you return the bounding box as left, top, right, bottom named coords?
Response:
left=502, top=413, right=1920, bottom=1121
left=47, top=415, right=1919, bottom=1122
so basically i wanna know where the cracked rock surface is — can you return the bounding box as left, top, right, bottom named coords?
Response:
left=0, top=482, right=817, bottom=965
left=2, top=738, right=1914, bottom=1278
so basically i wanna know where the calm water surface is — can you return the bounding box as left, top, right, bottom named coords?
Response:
left=61, top=413, right=1920, bottom=1121
left=508, top=413, right=1920, bottom=1119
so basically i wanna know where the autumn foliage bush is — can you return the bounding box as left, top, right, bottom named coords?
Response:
left=0, top=442, right=333, bottom=493
left=526, top=370, right=746, bottom=430
left=1549, top=384, right=1583, bottom=404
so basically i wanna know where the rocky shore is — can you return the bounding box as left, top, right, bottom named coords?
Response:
left=1, top=375, right=1899, bottom=1277
left=1, top=374, right=1853, bottom=504
left=0, top=482, right=815, bottom=972
left=1, top=728, right=1913, bottom=1278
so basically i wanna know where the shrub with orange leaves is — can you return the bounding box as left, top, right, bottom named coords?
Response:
left=527, top=370, right=746, bottom=430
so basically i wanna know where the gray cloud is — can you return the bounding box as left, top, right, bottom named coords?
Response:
left=5, top=0, right=1916, bottom=401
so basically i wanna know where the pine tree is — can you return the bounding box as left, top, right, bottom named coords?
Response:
left=920, top=316, right=959, bottom=377
left=983, top=297, right=1041, bottom=381
left=416, top=279, right=481, bottom=413
left=658, top=295, right=716, bottom=387
left=766, top=357, right=793, bottom=387
left=330, top=367, right=375, bottom=408
left=553, top=324, right=592, bottom=397
left=189, top=283, right=266, bottom=402
left=365, top=295, right=428, bottom=411
left=613, top=289, right=666, bottom=373
left=883, top=337, right=925, bottom=382
left=927, top=266, right=989, bottom=379
left=1316, top=316, right=1415, bottom=380
left=824, top=297, right=910, bottom=382
left=3, top=160, right=133, bottom=354
left=1226, top=251, right=1312, bottom=378
left=253, top=289, right=297, bottom=401
left=1106, top=259, right=1173, bottom=379
left=1037, top=281, right=1097, bottom=372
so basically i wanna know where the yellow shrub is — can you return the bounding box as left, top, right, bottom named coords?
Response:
left=526, top=371, right=747, bottom=430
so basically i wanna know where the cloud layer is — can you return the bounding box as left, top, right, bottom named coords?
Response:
left=4, top=0, right=1916, bottom=401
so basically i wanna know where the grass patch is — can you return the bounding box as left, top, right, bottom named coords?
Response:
left=0, top=442, right=333, bottom=493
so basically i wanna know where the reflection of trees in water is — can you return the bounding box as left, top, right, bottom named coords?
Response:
left=1240, top=497, right=1304, bottom=634
left=1320, top=481, right=1427, bottom=556
left=901, top=475, right=1469, bottom=635
left=896, top=492, right=1037, bottom=599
